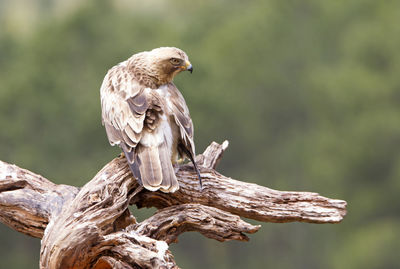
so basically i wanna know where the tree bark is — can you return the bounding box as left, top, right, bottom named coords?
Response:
left=0, top=141, right=347, bottom=268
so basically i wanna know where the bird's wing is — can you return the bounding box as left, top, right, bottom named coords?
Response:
left=100, top=63, right=149, bottom=177
left=166, top=83, right=195, bottom=155
left=167, top=83, right=202, bottom=187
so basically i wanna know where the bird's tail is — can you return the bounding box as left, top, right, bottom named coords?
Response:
left=133, top=143, right=179, bottom=193
left=179, top=145, right=202, bottom=190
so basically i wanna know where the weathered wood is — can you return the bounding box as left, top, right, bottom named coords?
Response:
left=132, top=203, right=260, bottom=244
left=0, top=161, right=79, bottom=238
left=134, top=140, right=346, bottom=224
left=39, top=157, right=140, bottom=269
left=134, top=167, right=346, bottom=224
left=0, top=141, right=347, bottom=268
left=195, top=140, right=229, bottom=169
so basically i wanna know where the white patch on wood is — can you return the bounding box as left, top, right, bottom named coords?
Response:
left=0, top=165, right=17, bottom=179
left=222, top=140, right=229, bottom=150
left=0, top=168, right=6, bottom=180
left=43, top=218, right=54, bottom=239
left=73, top=212, right=82, bottom=218
left=128, top=230, right=169, bottom=260
left=155, top=240, right=169, bottom=259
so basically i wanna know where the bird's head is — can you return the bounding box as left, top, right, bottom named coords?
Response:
left=147, top=47, right=193, bottom=85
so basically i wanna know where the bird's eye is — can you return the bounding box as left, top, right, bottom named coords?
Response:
left=170, top=58, right=181, bottom=65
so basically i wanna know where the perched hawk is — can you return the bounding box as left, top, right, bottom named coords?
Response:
left=100, top=47, right=201, bottom=193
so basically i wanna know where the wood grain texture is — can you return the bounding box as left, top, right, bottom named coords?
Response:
left=132, top=203, right=260, bottom=244
left=0, top=141, right=347, bottom=268
left=0, top=161, right=79, bottom=238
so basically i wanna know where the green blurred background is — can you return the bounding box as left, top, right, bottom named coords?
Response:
left=1, top=0, right=399, bottom=268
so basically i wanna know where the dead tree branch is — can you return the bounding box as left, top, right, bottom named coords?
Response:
left=0, top=141, right=347, bottom=268
left=132, top=203, right=260, bottom=244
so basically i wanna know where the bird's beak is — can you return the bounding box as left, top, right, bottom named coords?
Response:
left=185, top=61, right=193, bottom=73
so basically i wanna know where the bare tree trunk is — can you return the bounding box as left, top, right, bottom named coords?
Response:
left=0, top=141, right=347, bottom=268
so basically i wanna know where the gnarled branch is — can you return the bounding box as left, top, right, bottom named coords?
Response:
left=132, top=203, right=260, bottom=244
left=0, top=141, right=347, bottom=268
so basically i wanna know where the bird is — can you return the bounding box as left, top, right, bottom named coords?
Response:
left=100, top=47, right=201, bottom=193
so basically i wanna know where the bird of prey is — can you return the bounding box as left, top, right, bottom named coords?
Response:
left=100, top=47, right=201, bottom=193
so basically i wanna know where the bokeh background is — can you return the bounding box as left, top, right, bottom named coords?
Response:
left=1, top=0, right=400, bottom=268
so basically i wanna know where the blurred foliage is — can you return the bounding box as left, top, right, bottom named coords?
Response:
left=1, top=0, right=400, bottom=268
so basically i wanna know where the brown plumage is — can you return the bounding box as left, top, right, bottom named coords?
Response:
left=100, top=47, right=200, bottom=193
